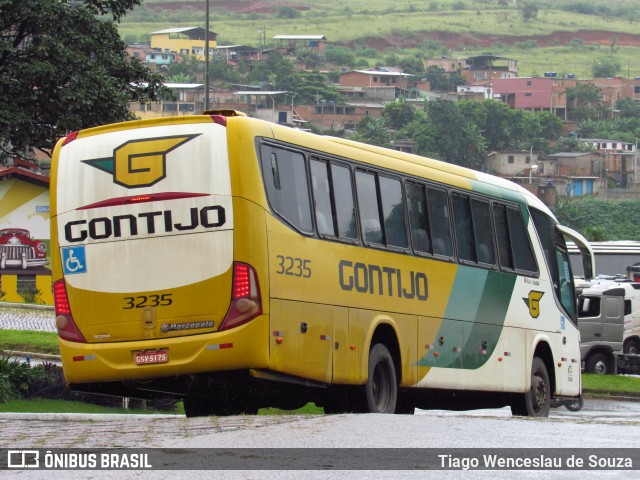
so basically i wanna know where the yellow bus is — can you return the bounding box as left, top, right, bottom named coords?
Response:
left=50, top=111, right=594, bottom=417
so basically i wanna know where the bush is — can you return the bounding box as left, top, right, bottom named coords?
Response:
left=0, top=373, right=18, bottom=403
left=0, top=355, right=46, bottom=398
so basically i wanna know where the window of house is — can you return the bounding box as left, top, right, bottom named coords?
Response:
left=527, top=81, right=532, bottom=86
left=508, top=156, right=515, bottom=164
left=524, top=93, right=532, bottom=97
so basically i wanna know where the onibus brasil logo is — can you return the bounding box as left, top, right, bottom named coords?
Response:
left=82, top=134, right=200, bottom=188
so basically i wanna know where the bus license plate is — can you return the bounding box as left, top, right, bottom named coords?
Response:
left=134, top=350, right=168, bottom=365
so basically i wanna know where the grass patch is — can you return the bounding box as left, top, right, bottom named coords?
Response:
left=0, top=329, right=60, bottom=355
left=582, top=373, right=640, bottom=397
left=259, top=403, right=323, bottom=415
left=0, top=398, right=182, bottom=415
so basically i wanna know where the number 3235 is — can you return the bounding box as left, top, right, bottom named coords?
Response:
left=275, top=255, right=311, bottom=278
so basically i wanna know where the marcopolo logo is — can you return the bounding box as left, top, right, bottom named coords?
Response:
left=82, top=134, right=201, bottom=188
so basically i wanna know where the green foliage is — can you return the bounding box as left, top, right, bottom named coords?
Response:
left=519, top=1, right=540, bottom=22
left=424, top=65, right=451, bottom=92
left=17, top=286, right=43, bottom=305
left=584, top=226, right=607, bottom=241
left=383, top=100, right=417, bottom=131
left=566, top=83, right=606, bottom=122
left=0, top=374, right=18, bottom=403
left=0, top=0, right=168, bottom=157
left=0, top=355, right=45, bottom=399
left=0, top=329, right=60, bottom=355
left=514, top=40, right=539, bottom=50
left=325, top=46, right=356, bottom=68
left=350, top=117, right=393, bottom=148
left=277, top=6, right=302, bottom=19
left=554, top=198, right=640, bottom=241
left=592, top=56, right=622, bottom=78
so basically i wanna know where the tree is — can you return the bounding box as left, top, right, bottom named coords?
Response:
left=0, top=0, right=168, bottom=158
left=350, top=117, right=392, bottom=148
left=519, top=1, right=539, bottom=22
left=383, top=100, right=417, bottom=131
left=566, top=83, right=605, bottom=122
left=424, top=65, right=451, bottom=92
left=592, top=57, right=621, bottom=78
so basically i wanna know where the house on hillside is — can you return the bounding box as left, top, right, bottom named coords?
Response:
left=339, top=68, right=414, bottom=101
left=461, top=55, right=518, bottom=85
left=126, top=44, right=177, bottom=71
left=131, top=83, right=213, bottom=118
left=273, top=35, right=326, bottom=56
left=0, top=161, right=53, bottom=305
left=150, top=27, right=218, bottom=61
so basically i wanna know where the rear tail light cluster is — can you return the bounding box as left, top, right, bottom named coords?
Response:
left=53, top=280, right=86, bottom=343
left=219, top=262, right=262, bottom=331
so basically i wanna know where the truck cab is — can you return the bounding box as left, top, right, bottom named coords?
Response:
left=578, top=283, right=625, bottom=374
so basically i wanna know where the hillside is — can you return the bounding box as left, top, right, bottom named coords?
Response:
left=121, top=0, right=640, bottom=78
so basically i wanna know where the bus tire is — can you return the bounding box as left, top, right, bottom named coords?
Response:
left=511, top=357, right=550, bottom=417
left=365, top=343, right=397, bottom=413
left=585, top=352, right=612, bottom=374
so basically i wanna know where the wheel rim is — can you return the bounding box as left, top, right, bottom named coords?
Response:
left=532, top=373, right=548, bottom=414
left=594, top=359, right=608, bottom=374
left=372, top=361, right=391, bottom=411
left=629, top=343, right=639, bottom=354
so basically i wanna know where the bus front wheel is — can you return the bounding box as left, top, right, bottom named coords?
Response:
left=511, top=357, right=550, bottom=417
left=365, top=343, right=398, bottom=413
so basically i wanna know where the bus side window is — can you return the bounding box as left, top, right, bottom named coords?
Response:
left=452, top=193, right=476, bottom=263
left=379, top=176, right=408, bottom=249
left=310, top=159, right=335, bottom=236
left=427, top=187, right=453, bottom=257
left=471, top=199, right=495, bottom=266
left=331, top=164, right=358, bottom=240
left=356, top=171, right=383, bottom=244
left=407, top=182, right=431, bottom=254
left=507, top=208, right=537, bottom=273
left=259, top=145, right=313, bottom=234
left=493, top=204, right=514, bottom=270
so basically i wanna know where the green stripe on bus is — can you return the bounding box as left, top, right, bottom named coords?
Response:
left=416, top=269, right=517, bottom=369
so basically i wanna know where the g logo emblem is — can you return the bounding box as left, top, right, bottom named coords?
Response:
left=82, top=134, right=200, bottom=188
left=524, top=291, right=545, bottom=318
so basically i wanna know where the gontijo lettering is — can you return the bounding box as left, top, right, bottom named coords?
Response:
left=65, top=206, right=225, bottom=242
left=339, top=259, right=428, bottom=301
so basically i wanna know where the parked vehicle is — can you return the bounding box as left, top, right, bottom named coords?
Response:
left=578, top=282, right=640, bottom=374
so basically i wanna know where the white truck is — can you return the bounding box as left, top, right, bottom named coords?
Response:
left=578, top=281, right=640, bottom=374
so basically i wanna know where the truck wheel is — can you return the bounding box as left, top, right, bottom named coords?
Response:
left=511, top=357, right=550, bottom=417
left=623, top=338, right=640, bottom=354
left=585, top=352, right=612, bottom=374
left=365, top=343, right=397, bottom=413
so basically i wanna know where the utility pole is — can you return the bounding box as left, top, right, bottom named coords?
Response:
left=204, top=0, right=210, bottom=111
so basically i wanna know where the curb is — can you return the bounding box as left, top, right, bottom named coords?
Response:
left=0, top=302, right=54, bottom=311
left=2, top=350, right=60, bottom=361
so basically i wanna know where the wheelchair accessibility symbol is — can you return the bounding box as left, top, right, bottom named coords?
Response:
left=62, top=246, right=87, bottom=275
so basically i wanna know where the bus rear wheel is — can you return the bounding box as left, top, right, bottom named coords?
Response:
left=365, top=343, right=398, bottom=413
left=511, top=357, right=550, bottom=417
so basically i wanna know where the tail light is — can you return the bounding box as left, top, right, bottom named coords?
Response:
left=53, top=280, right=86, bottom=343
left=219, top=262, right=262, bottom=331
